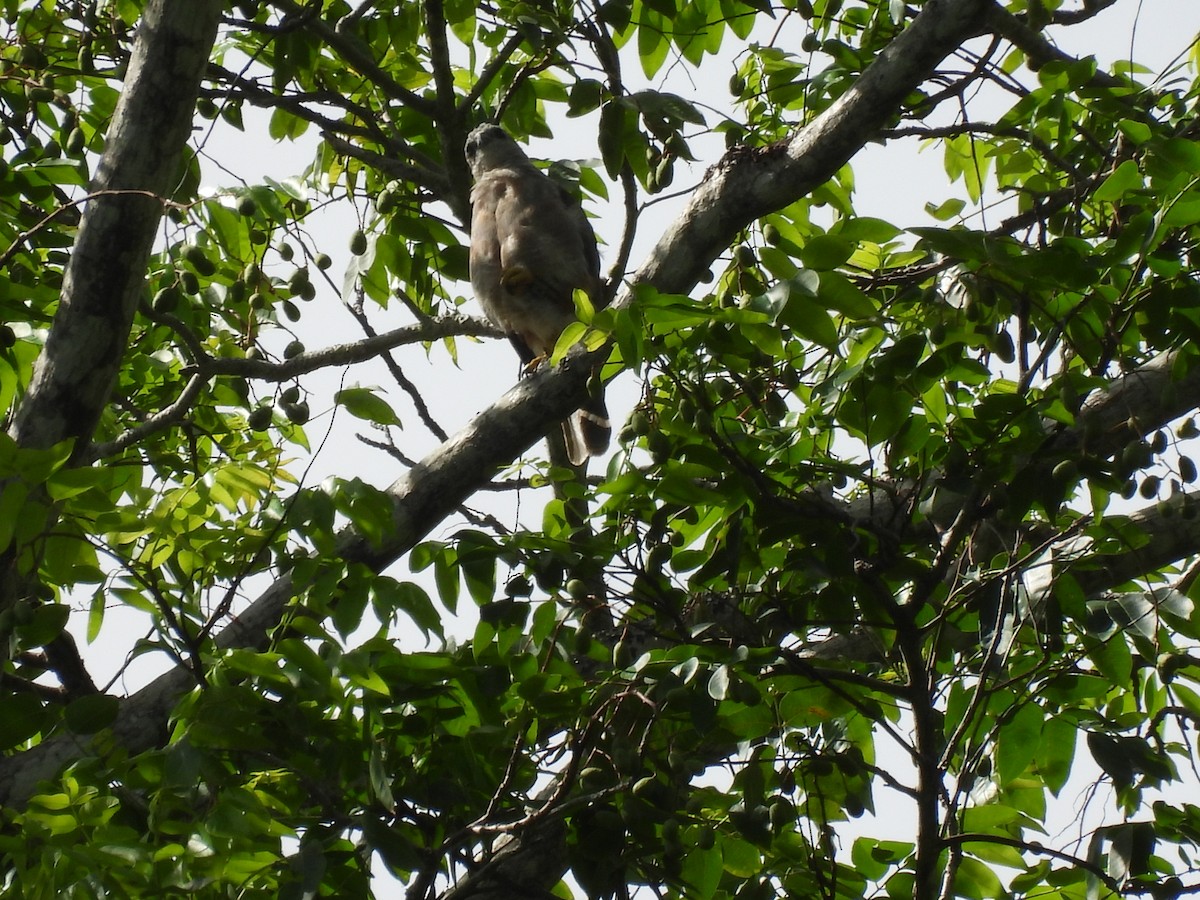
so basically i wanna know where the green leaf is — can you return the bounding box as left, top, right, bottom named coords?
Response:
left=996, top=700, right=1043, bottom=785
left=268, top=107, right=310, bottom=141
left=707, top=665, right=730, bottom=700
left=64, top=694, right=119, bottom=734
left=681, top=842, right=722, bottom=899
left=1084, top=631, right=1132, bottom=688
left=797, top=233, right=855, bottom=270
left=336, top=386, right=402, bottom=427
left=223, top=648, right=289, bottom=683
left=851, top=837, right=912, bottom=880
left=0, top=479, right=29, bottom=552
left=783, top=293, right=840, bottom=348
left=631, top=90, right=706, bottom=126
left=16, top=604, right=70, bottom=648
left=551, top=321, right=588, bottom=364
left=1158, top=137, right=1200, bottom=175
left=637, top=9, right=670, bottom=78
left=86, top=586, right=105, bottom=643
left=598, top=99, right=630, bottom=178
left=925, top=197, right=967, bottom=221
left=0, top=693, right=48, bottom=751
left=1116, top=118, right=1152, bottom=145
left=1086, top=733, right=1135, bottom=789
left=433, top=546, right=460, bottom=614
left=818, top=271, right=877, bottom=319
left=369, top=743, right=396, bottom=811
left=1094, top=159, right=1143, bottom=202
left=1036, top=714, right=1077, bottom=795
left=374, top=579, right=444, bottom=640
left=835, top=217, right=902, bottom=243
left=720, top=835, right=761, bottom=878
left=332, top=581, right=370, bottom=638
left=445, top=0, right=476, bottom=42
left=953, top=857, right=1005, bottom=899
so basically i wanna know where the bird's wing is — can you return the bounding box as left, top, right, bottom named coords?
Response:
left=465, top=128, right=611, bottom=463
left=472, top=167, right=596, bottom=358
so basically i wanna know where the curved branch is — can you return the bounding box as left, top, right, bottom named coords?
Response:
left=323, top=132, right=455, bottom=214
left=942, top=833, right=1120, bottom=894
left=267, top=0, right=437, bottom=116
left=87, top=312, right=499, bottom=460
left=1073, top=496, right=1200, bottom=598
left=460, top=31, right=525, bottom=115
left=983, top=1, right=1144, bottom=97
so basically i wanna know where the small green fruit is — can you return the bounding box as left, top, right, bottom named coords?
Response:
left=248, top=406, right=273, bottom=431
left=65, top=127, right=85, bottom=154
left=1181, top=456, right=1197, bottom=484
left=152, top=286, right=180, bottom=313
left=182, top=244, right=216, bottom=276
left=288, top=266, right=310, bottom=292
left=283, top=401, right=310, bottom=424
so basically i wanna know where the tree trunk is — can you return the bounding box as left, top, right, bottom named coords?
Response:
left=9, top=0, right=222, bottom=454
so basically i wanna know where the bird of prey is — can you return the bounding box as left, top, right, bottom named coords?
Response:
left=464, top=123, right=611, bottom=466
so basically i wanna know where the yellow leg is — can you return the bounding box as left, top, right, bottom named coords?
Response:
left=522, top=354, right=547, bottom=374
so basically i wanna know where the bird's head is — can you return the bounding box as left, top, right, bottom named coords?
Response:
left=464, top=124, right=532, bottom=179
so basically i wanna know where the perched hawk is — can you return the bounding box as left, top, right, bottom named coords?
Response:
left=465, top=123, right=611, bottom=466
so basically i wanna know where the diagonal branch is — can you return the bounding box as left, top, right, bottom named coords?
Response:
left=623, top=0, right=992, bottom=301
left=267, top=0, right=437, bottom=116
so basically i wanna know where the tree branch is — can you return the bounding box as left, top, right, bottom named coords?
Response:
left=622, top=0, right=992, bottom=301
left=268, top=0, right=437, bottom=116
left=87, top=312, right=498, bottom=460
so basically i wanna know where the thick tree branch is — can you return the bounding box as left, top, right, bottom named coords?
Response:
left=624, top=0, right=992, bottom=301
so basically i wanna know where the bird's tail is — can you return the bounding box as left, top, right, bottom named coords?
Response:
left=562, top=393, right=610, bottom=466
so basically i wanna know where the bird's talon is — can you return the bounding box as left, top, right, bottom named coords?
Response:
left=522, top=354, right=547, bottom=374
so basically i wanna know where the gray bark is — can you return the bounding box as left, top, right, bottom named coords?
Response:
left=630, top=0, right=990, bottom=297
